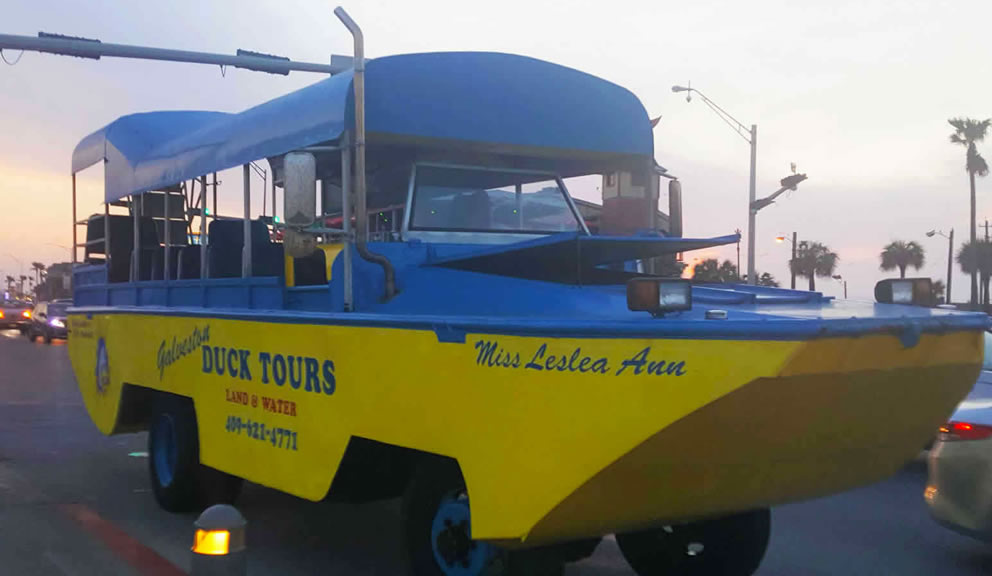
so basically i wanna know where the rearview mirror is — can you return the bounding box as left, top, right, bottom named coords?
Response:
left=668, top=179, right=683, bottom=238
left=283, top=152, right=317, bottom=229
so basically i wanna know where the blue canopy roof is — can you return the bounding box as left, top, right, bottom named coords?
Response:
left=72, top=52, right=654, bottom=202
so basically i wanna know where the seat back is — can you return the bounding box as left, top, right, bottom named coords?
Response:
left=177, top=246, right=202, bottom=279
left=207, top=219, right=283, bottom=279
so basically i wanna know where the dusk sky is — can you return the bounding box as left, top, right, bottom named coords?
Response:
left=1, top=0, right=990, bottom=300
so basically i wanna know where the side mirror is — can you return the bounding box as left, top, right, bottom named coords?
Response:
left=283, top=152, right=317, bottom=229
left=283, top=152, right=318, bottom=258
left=668, top=179, right=683, bottom=238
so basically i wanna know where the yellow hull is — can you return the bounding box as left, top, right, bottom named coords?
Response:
left=67, top=312, right=980, bottom=543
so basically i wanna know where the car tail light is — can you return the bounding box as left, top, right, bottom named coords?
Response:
left=22, top=310, right=31, bottom=318
left=0, top=310, right=4, bottom=319
left=938, top=421, right=992, bottom=442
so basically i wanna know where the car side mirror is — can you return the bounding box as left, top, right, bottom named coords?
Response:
left=284, top=152, right=317, bottom=229
left=283, top=152, right=318, bottom=258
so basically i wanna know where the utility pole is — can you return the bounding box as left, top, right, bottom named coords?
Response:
left=746, top=124, right=758, bottom=285
left=947, top=228, right=954, bottom=304
left=735, top=228, right=742, bottom=279
left=791, top=232, right=798, bottom=289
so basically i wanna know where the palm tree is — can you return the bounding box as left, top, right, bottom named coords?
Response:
left=757, top=272, right=780, bottom=287
left=933, top=279, right=946, bottom=304
left=879, top=240, right=925, bottom=278
left=957, top=239, right=992, bottom=307
left=790, top=241, right=838, bottom=291
left=4, top=275, right=13, bottom=294
left=949, top=117, right=991, bottom=305
left=30, top=262, right=45, bottom=286
left=18, top=275, right=27, bottom=297
left=692, top=259, right=739, bottom=283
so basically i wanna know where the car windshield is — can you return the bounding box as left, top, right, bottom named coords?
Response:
left=409, top=165, right=582, bottom=234
left=48, top=304, right=68, bottom=316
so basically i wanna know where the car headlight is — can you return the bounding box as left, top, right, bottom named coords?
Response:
left=49, top=318, right=65, bottom=328
left=874, top=278, right=934, bottom=307
left=627, top=278, right=692, bottom=315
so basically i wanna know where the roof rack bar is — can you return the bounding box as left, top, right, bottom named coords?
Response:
left=0, top=32, right=347, bottom=75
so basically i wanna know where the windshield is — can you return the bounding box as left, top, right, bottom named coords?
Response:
left=409, top=165, right=582, bottom=234
left=48, top=304, right=68, bottom=317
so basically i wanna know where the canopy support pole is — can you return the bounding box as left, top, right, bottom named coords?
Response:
left=200, top=176, right=208, bottom=279
left=71, top=173, right=77, bottom=265
left=242, top=164, right=252, bottom=278
left=271, top=175, right=277, bottom=224
left=163, top=187, right=171, bottom=281
left=103, top=203, right=110, bottom=272
left=341, top=133, right=353, bottom=311
left=131, top=198, right=140, bottom=282
left=212, top=173, right=218, bottom=222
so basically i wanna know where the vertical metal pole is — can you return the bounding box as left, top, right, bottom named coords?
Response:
left=271, top=174, right=277, bottom=223
left=947, top=229, right=954, bottom=305
left=515, top=184, right=523, bottom=230
left=242, top=165, right=252, bottom=278
left=746, top=124, right=758, bottom=285
left=71, top=173, right=78, bottom=264
left=844, top=281, right=848, bottom=299
left=791, top=231, right=797, bottom=290
left=213, top=173, right=218, bottom=221
left=341, top=134, right=353, bottom=311
left=104, top=203, right=110, bottom=270
left=163, top=190, right=171, bottom=281
left=132, top=196, right=140, bottom=281
left=200, top=176, right=208, bottom=279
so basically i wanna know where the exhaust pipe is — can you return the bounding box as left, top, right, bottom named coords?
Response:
left=335, top=7, right=397, bottom=300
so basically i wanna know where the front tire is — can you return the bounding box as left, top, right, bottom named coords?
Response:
left=616, top=509, right=771, bottom=576
left=148, top=396, right=243, bottom=512
left=402, top=459, right=563, bottom=576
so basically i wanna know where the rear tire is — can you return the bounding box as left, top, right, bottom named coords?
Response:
left=402, top=458, right=564, bottom=576
left=148, top=395, right=243, bottom=513
left=44, top=331, right=52, bottom=344
left=616, top=509, right=771, bottom=576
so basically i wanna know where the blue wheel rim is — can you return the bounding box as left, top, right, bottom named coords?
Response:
left=430, top=492, right=493, bottom=576
left=152, top=414, right=177, bottom=487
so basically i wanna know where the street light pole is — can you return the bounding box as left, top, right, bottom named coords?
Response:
left=927, top=228, right=954, bottom=304
left=672, top=85, right=805, bottom=285
left=747, top=124, right=758, bottom=285
left=791, top=231, right=797, bottom=289
left=672, top=84, right=759, bottom=283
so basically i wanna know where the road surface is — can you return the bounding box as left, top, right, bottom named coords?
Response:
left=1, top=329, right=990, bottom=575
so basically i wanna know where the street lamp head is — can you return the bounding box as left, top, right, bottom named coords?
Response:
left=926, top=230, right=936, bottom=237
left=671, top=85, right=690, bottom=93
left=832, top=275, right=843, bottom=280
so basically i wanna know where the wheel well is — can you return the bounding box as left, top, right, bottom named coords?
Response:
left=115, top=386, right=190, bottom=434
left=327, top=437, right=448, bottom=503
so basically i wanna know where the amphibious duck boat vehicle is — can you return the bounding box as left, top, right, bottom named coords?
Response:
left=61, top=13, right=986, bottom=576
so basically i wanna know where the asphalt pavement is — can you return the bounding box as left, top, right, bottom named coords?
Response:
left=1, top=329, right=990, bottom=575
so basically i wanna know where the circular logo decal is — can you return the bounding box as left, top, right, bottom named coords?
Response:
left=95, top=338, right=110, bottom=395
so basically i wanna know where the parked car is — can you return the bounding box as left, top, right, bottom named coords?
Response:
left=26, top=300, right=70, bottom=344
left=1, top=301, right=32, bottom=333
left=925, top=330, right=992, bottom=540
